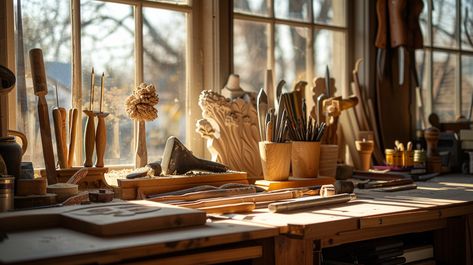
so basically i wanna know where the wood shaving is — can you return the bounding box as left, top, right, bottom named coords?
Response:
left=125, top=82, right=159, bottom=121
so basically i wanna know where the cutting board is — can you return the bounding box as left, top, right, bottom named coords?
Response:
left=0, top=201, right=206, bottom=237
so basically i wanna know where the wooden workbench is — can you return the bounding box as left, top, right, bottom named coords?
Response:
left=225, top=174, right=473, bottom=264
left=1, top=175, right=473, bottom=264
left=0, top=219, right=278, bottom=265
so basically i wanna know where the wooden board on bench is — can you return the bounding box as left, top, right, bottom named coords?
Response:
left=117, top=171, right=248, bottom=200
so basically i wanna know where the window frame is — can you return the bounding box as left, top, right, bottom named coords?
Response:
left=421, top=0, right=473, bottom=120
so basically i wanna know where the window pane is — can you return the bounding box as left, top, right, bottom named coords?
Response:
left=15, top=0, right=71, bottom=167
left=313, top=29, right=346, bottom=96
left=462, top=0, right=473, bottom=50
left=82, top=0, right=135, bottom=166
left=432, top=52, right=456, bottom=121
left=234, top=0, right=268, bottom=17
left=275, top=0, right=310, bottom=21
left=275, top=25, right=308, bottom=90
left=462, top=56, right=473, bottom=118
left=143, top=8, right=187, bottom=162
left=432, top=0, right=458, bottom=48
left=313, top=0, right=346, bottom=27
left=233, top=19, right=268, bottom=92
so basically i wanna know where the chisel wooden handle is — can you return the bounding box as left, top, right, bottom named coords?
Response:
left=375, top=0, right=388, bottom=48
left=388, top=0, right=408, bottom=47
left=52, top=108, right=67, bottom=169
left=29, top=48, right=57, bottom=184
left=67, top=108, right=78, bottom=167
left=83, top=110, right=95, bottom=167
left=59, top=107, right=67, bottom=159
left=407, top=0, right=424, bottom=49
left=95, top=112, right=109, bottom=167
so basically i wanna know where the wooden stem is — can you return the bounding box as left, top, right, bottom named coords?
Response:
left=67, top=108, right=78, bottom=167
left=83, top=110, right=95, bottom=167
left=135, top=120, right=147, bottom=168
left=95, top=113, right=108, bottom=167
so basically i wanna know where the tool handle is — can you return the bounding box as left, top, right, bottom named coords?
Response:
left=83, top=111, right=95, bottom=167
left=199, top=202, right=256, bottom=214
left=266, top=120, right=273, bottom=141
left=67, top=108, right=78, bottom=167
left=52, top=109, right=67, bottom=169
left=407, top=0, right=424, bottom=49
left=29, top=49, right=48, bottom=96
left=135, top=120, right=147, bottom=168
left=95, top=115, right=106, bottom=167
left=59, top=107, right=68, bottom=166
left=150, top=187, right=256, bottom=202
left=388, top=0, right=408, bottom=47
left=375, top=0, right=388, bottom=48
left=38, top=97, right=57, bottom=184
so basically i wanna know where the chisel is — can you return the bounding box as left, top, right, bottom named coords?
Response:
left=29, top=48, right=57, bottom=184
left=52, top=82, right=67, bottom=168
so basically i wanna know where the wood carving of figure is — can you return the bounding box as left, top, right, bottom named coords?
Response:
left=196, top=76, right=262, bottom=179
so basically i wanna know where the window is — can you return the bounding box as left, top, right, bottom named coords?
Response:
left=418, top=0, right=473, bottom=123
left=14, top=0, right=190, bottom=167
left=233, top=0, right=348, bottom=106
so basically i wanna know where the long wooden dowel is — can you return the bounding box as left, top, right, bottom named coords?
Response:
left=176, top=190, right=303, bottom=209
left=149, top=187, right=257, bottom=202
left=67, top=108, right=78, bottom=167
left=95, top=112, right=109, bottom=167
left=29, top=48, right=57, bottom=184
left=268, top=193, right=356, bottom=213
left=199, top=202, right=256, bottom=214
left=52, top=109, right=67, bottom=168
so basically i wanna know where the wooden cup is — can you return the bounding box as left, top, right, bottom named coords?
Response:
left=259, top=141, right=291, bottom=181
left=319, top=144, right=339, bottom=177
left=291, top=141, right=321, bottom=178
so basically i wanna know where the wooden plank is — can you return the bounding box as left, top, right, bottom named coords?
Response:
left=256, top=177, right=335, bottom=191
left=128, top=246, right=262, bottom=265
left=0, top=220, right=278, bottom=265
left=0, top=201, right=207, bottom=237
left=321, top=218, right=446, bottom=248
left=117, top=171, right=248, bottom=188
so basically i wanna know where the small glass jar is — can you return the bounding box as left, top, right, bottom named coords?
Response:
left=403, top=150, right=414, bottom=167
left=413, top=150, right=426, bottom=169
left=385, top=149, right=394, bottom=166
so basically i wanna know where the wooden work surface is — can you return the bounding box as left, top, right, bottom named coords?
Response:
left=226, top=175, right=473, bottom=240
left=0, top=220, right=278, bottom=265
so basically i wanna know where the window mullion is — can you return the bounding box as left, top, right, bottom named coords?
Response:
left=133, top=4, right=144, bottom=156
left=71, top=0, right=82, bottom=166
left=427, top=0, right=433, bottom=115
left=267, top=0, right=275, bottom=72
left=455, top=0, right=462, bottom=117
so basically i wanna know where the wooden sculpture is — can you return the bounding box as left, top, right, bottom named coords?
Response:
left=125, top=83, right=159, bottom=168
left=196, top=89, right=262, bottom=179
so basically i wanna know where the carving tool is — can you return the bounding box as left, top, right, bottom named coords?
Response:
left=375, top=0, right=388, bottom=81
left=52, top=82, right=68, bottom=169
left=268, top=193, right=356, bottom=213
left=325, top=66, right=331, bottom=97
left=148, top=187, right=257, bottom=202
left=388, top=0, right=408, bottom=85
left=83, top=67, right=96, bottom=167
left=67, top=107, right=78, bottom=167
left=95, top=72, right=109, bottom=168
left=257, top=88, right=268, bottom=141
left=29, top=48, right=57, bottom=184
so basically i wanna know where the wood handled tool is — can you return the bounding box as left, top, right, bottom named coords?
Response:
left=357, top=178, right=413, bottom=189
left=257, top=88, right=268, bottom=141
left=83, top=68, right=96, bottom=167
left=149, top=186, right=257, bottom=202
left=375, top=0, right=388, bottom=81
left=95, top=72, right=108, bottom=168
left=67, top=108, right=78, bottom=167
left=52, top=83, right=68, bottom=169
left=200, top=202, right=256, bottom=214
left=29, top=48, right=58, bottom=184
left=388, top=0, right=408, bottom=85
left=268, top=193, right=356, bottom=213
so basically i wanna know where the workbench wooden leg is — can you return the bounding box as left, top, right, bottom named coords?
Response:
left=274, top=236, right=313, bottom=265
left=434, top=215, right=473, bottom=264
